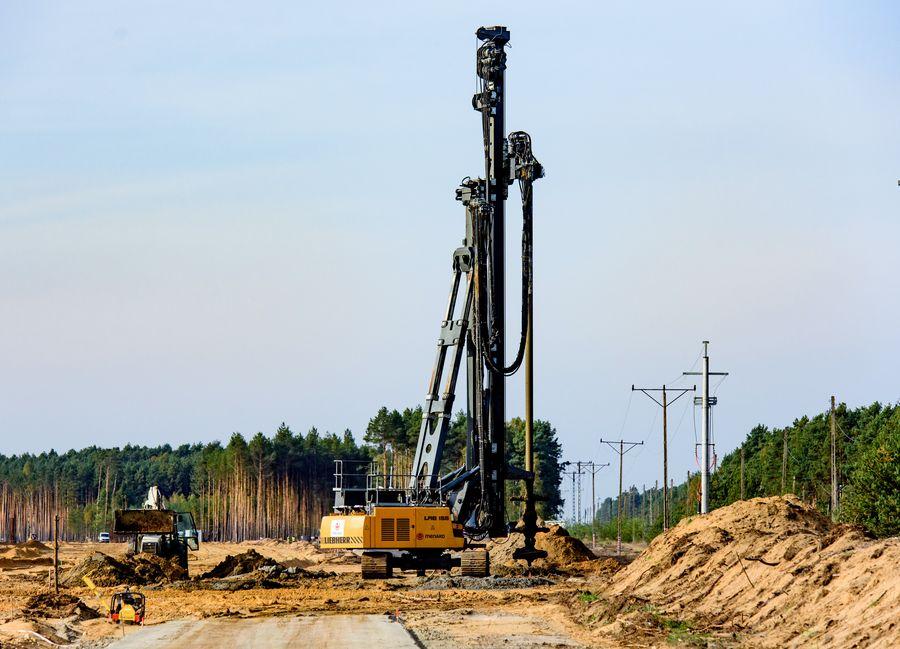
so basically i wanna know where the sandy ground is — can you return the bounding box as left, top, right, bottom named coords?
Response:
left=403, top=606, right=585, bottom=648
left=0, top=497, right=897, bottom=648
left=102, top=615, right=421, bottom=649
left=0, top=539, right=595, bottom=648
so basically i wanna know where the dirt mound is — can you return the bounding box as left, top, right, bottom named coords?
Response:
left=23, top=592, right=100, bottom=620
left=200, top=549, right=278, bottom=579
left=281, top=557, right=315, bottom=569
left=580, top=496, right=900, bottom=648
left=240, top=539, right=357, bottom=565
left=16, top=539, right=51, bottom=553
left=62, top=551, right=186, bottom=587
left=0, top=557, right=53, bottom=569
left=566, top=557, right=623, bottom=577
left=488, top=523, right=597, bottom=571
left=1, top=539, right=53, bottom=561
left=290, top=540, right=358, bottom=565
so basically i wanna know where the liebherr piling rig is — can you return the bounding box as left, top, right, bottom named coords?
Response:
left=320, top=26, right=546, bottom=578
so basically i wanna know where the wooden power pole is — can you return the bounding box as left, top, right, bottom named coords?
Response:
left=600, top=439, right=643, bottom=555
left=632, top=384, right=694, bottom=530
left=686, top=469, right=691, bottom=513
left=587, top=462, right=609, bottom=548
left=781, top=428, right=788, bottom=494
left=830, top=395, right=838, bottom=520
left=53, top=514, right=60, bottom=594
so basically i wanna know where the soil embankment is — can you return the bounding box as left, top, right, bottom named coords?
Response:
left=0, top=540, right=54, bottom=569
left=488, top=523, right=611, bottom=574
left=62, top=551, right=187, bottom=587
left=575, top=496, right=900, bottom=647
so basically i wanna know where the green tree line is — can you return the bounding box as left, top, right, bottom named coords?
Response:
left=583, top=401, right=899, bottom=542
left=0, top=425, right=366, bottom=541
left=0, top=407, right=566, bottom=541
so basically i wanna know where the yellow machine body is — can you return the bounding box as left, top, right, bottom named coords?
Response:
left=320, top=506, right=464, bottom=551
left=119, top=604, right=136, bottom=623
left=107, top=589, right=145, bottom=625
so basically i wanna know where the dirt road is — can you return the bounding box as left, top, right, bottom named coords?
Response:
left=104, top=615, right=421, bottom=648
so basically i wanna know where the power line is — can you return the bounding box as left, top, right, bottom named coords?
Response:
left=570, top=461, right=610, bottom=547
left=599, top=438, right=643, bottom=556
left=632, top=384, right=695, bottom=530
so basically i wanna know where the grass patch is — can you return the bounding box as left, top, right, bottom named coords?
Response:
left=666, top=627, right=711, bottom=646
left=647, top=614, right=712, bottom=646
left=577, top=591, right=600, bottom=604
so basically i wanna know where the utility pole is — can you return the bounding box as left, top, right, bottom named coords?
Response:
left=670, top=478, right=674, bottom=519
left=686, top=470, right=691, bottom=513
left=53, top=514, right=59, bottom=594
left=578, top=462, right=585, bottom=523
left=830, top=395, right=838, bottom=520
left=781, top=428, right=788, bottom=494
left=586, top=462, right=610, bottom=548
left=740, top=447, right=745, bottom=500
left=566, top=461, right=608, bottom=535
left=632, top=384, right=695, bottom=530
left=563, top=464, right=586, bottom=524
left=600, top=439, right=643, bottom=556
left=570, top=470, right=577, bottom=523
left=684, top=341, right=728, bottom=514
left=641, top=483, right=647, bottom=542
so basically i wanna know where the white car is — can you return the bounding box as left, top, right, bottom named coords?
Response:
left=98, top=532, right=110, bottom=543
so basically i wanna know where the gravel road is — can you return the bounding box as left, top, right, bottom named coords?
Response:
left=104, top=615, right=421, bottom=648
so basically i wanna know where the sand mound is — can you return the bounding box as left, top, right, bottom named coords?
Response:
left=0, top=557, right=53, bottom=569
left=567, top=557, right=623, bottom=577
left=23, top=592, right=100, bottom=620
left=243, top=539, right=358, bottom=565
left=281, top=557, right=315, bottom=569
left=582, top=496, right=900, bottom=648
left=1, top=539, right=53, bottom=561
left=488, top=523, right=597, bottom=571
left=62, top=551, right=186, bottom=587
left=200, top=549, right=278, bottom=579
left=291, top=540, right=357, bottom=565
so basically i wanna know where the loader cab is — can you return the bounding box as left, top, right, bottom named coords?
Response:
left=138, top=534, right=161, bottom=554
left=175, top=512, right=200, bottom=551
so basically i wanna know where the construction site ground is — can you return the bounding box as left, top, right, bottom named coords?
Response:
left=0, top=497, right=897, bottom=648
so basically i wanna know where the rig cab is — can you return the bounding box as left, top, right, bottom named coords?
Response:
left=320, top=461, right=484, bottom=578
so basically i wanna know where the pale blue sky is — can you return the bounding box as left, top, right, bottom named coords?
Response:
left=2, top=2, right=898, bottom=506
